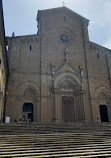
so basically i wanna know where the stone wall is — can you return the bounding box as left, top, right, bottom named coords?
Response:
left=0, top=44, right=7, bottom=122
left=6, top=35, right=41, bottom=122
left=87, top=42, right=111, bottom=122
left=0, top=0, right=8, bottom=123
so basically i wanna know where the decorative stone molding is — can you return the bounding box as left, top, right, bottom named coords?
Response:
left=21, top=86, right=38, bottom=102
left=17, top=81, right=39, bottom=101
left=95, top=86, right=111, bottom=105
left=90, top=42, right=111, bottom=55
left=20, top=37, right=39, bottom=44
left=54, top=74, right=81, bottom=97
left=10, top=37, right=39, bottom=45
left=23, top=88, right=35, bottom=100
left=55, top=72, right=80, bottom=88
left=98, top=92, right=108, bottom=100
left=95, top=86, right=110, bottom=98
left=59, top=81, right=74, bottom=91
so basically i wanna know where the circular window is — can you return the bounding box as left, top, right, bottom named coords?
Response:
left=59, top=33, right=70, bottom=44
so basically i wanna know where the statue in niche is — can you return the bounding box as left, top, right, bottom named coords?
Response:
left=80, top=68, right=83, bottom=77
left=81, top=83, right=84, bottom=91
left=65, top=49, right=69, bottom=61
left=51, top=65, right=55, bottom=75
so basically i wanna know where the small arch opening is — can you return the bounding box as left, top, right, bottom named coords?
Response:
left=97, top=53, right=99, bottom=59
left=23, top=103, right=33, bottom=122
left=99, top=105, right=109, bottom=122
left=30, top=45, right=32, bottom=51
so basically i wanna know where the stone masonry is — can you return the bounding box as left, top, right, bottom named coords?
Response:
left=5, top=7, right=111, bottom=123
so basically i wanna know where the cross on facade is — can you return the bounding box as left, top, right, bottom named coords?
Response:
left=62, top=1, right=66, bottom=6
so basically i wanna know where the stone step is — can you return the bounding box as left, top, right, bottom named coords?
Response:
left=0, top=135, right=108, bottom=140
left=0, top=138, right=108, bottom=145
left=0, top=149, right=111, bottom=157
left=1, top=145, right=111, bottom=155
left=0, top=137, right=111, bottom=157
left=0, top=123, right=111, bottom=157
left=17, top=153, right=111, bottom=158
left=0, top=141, right=111, bottom=150
left=0, top=144, right=111, bottom=152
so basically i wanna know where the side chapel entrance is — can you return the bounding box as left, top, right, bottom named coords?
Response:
left=23, top=103, right=33, bottom=122
left=99, top=105, right=109, bottom=122
left=62, top=96, right=74, bottom=122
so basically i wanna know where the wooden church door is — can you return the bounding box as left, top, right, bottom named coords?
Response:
left=62, top=96, right=74, bottom=122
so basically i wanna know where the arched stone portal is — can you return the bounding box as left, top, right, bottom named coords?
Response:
left=23, top=103, right=33, bottom=122
left=20, top=85, right=38, bottom=122
left=54, top=75, right=85, bottom=123
left=97, top=91, right=110, bottom=122
left=99, top=105, right=109, bottom=122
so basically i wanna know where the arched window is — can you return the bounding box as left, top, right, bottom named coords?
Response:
left=98, top=92, right=107, bottom=100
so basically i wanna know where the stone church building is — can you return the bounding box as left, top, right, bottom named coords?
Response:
left=1, top=6, right=111, bottom=123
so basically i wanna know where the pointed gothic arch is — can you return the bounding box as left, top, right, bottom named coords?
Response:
left=59, top=80, right=74, bottom=91
left=22, top=86, right=37, bottom=102
left=54, top=73, right=81, bottom=88
left=54, top=74, right=84, bottom=123
left=98, top=92, right=109, bottom=122
left=95, top=87, right=111, bottom=122
left=95, top=86, right=110, bottom=99
left=21, top=86, right=37, bottom=122
left=16, top=82, right=40, bottom=122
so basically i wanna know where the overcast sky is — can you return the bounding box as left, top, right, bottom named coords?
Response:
left=2, top=0, right=111, bottom=49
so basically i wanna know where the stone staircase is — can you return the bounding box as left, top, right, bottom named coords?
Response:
left=0, top=123, right=111, bottom=157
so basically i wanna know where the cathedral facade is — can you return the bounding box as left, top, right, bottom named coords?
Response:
left=4, top=7, right=111, bottom=123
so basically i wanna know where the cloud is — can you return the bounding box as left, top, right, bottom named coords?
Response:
left=62, top=0, right=111, bottom=49
left=3, top=0, right=111, bottom=49
left=103, top=37, right=111, bottom=50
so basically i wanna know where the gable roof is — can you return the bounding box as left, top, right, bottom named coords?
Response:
left=38, top=6, right=89, bottom=23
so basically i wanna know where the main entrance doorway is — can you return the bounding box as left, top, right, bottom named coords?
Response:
left=99, top=105, right=109, bottom=122
left=62, top=96, right=74, bottom=122
left=23, top=103, right=33, bottom=122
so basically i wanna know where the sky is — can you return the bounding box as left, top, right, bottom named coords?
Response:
left=2, top=0, right=111, bottom=49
